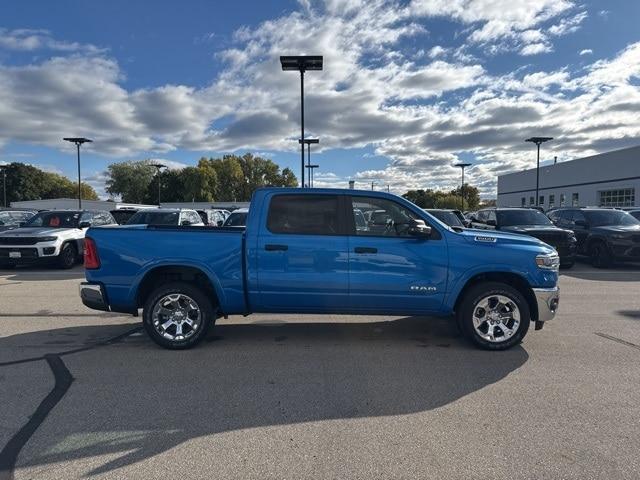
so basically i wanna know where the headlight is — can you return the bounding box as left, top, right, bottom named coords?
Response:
left=38, top=236, right=58, bottom=242
left=536, top=252, right=560, bottom=270
left=568, top=234, right=577, bottom=243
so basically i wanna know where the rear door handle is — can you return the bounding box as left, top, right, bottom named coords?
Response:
left=265, top=244, right=288, bottom=251
left=354, top=247, right=377, bottom=254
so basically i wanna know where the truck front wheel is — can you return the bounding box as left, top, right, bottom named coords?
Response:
left=457, top=282, right=530, bottom=350
left=143, top=282, right=215, bottom=349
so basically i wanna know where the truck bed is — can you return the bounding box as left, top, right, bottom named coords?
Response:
left=85, top=225, right=246, bottom=314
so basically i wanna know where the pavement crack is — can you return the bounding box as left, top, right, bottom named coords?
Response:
left=0, top=355, right=73, bottom=480
left=594, top=332, right=640, bottom=351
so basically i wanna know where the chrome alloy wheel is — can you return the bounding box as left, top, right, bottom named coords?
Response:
left=472, top=294, right=521, bottom=343
left=152, top=294, right=202, bottom=342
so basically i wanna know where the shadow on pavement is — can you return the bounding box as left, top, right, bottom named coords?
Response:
left=3, top=316, right=529, bottom=476
left=0, top=266, right=86, bottom=281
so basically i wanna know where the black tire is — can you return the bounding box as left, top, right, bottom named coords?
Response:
left=559, top=261, right=575, bottom=269
left=0, top=262, right=16, bottom=270
left=590, top=241, right=612, bottom=269
left=143, top=282, right=216, bottom=350
left=57, top=243, right=77, bottom=269
left=457, top=282, right=530, bottom=351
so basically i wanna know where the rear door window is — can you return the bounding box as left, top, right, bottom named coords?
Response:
left=267, top=195, right=341, bottom=235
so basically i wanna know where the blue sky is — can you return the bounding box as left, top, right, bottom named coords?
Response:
left=1, top=0, right=639, bottom=198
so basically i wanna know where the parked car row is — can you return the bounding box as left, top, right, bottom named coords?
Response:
left=0, top=206, right=248, bottom=269
left=455, top=206, right=640, bottom=269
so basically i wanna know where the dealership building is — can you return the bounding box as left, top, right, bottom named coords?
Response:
left=497, top=145, right=640, bottom=209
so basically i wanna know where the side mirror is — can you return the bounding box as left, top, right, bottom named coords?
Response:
left=486, top=219, right=497, bottom=227
left=79, top=221, right=92, bottom=228
left=181, top=220, right=191, bottom=226
left=19, top=222, right=26, bottom=227
left=574, top=219, right=588, bottom=228
left=217, top=220, right=224, bottom=226
left=408, top=219, right=432, bottom=238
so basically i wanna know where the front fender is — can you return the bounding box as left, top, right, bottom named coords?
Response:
left=444, top=264, right=536, bottom=311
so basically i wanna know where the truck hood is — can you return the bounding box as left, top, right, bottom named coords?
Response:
left=591, top=224, right=640, bottom=234
left=458, top=228, right=549, bottom=248
left=500, top=225, right=570, bottom=235
left=0, top=227, right=77, bottom=237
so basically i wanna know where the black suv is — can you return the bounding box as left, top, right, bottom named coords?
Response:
left=471, top=208, right=577, bottom=267
left=547, top=208, right=640, bottom=267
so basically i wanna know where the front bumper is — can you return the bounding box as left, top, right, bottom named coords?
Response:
left=0, top=240, right=62, bottom=263
left=80, top=282, right=110, bottom=311
left=532, top=286, right=559, bottom=322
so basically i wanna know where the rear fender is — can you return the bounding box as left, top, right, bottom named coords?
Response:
left=129, top=259, right=227, bottom=312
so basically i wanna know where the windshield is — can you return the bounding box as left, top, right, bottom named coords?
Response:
left=0, top=212, right=20, bottom=226
left=24, top=211, right=81, bottom=228
left=497, top=210, right=552, bottom=227
left=426, top=210, right=463, bottom=227
left=224, top=212, right=247, bottom=227
left=584, top=210, right=640, bottom=227
left=126, top=211, right=179, bottom=225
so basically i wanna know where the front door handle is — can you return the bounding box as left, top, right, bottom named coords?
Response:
left=354, top=247, right=377, bottom=254
left=265, top=244, right=288, bottom=251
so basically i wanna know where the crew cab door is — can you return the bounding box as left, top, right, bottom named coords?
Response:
left=255, top=193, right=349, bottom=311
left=347, top=196, right=448, bottom=314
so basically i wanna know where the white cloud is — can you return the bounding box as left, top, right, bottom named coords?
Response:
left=0, top=28, right=104, bottom=53
left=520, top=42, right=553, bottom=56
left=1, top=1, right=639, bottom=199
left=548, top=11, right=588, bottom=36
left=579, top=49, right=593, bottom=56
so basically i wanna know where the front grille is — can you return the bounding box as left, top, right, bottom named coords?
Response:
left=0, top=248, right=39, bottom=258
left=0, top=237, right=40, bottom=245
left=532, top=232, right=567, bottom=245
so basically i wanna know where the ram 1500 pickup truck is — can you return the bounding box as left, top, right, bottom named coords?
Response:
left=80, top=188, right=560, bottom=351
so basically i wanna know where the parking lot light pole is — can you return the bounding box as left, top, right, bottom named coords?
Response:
left=0, top=166, right=6, bottom=208
left=299, top=138, right=319, bottom=187
left=63, top=137, right=93, bottom=209
left=149, top=163, right=166, bottom=205
left=525, top=137, right=553, bottom=206
left=308, top=164, right=319, bottom=188
left=280, top=55, right=323, bottom=188
left=455, top=163, right=472, bottom=211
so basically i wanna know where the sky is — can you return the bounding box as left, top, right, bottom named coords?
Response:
left=0, top=0, right=639, bottom=199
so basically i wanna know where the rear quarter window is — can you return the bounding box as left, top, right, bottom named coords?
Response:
left=267, top=194, right=340, bottom=235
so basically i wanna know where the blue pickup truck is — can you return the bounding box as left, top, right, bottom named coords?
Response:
left=80, top=188, right=560, bottom=351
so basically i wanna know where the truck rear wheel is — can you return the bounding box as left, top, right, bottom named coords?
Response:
left=457, top=282, right=530, bottom=350
left=143, top=282, right=215, bottom=349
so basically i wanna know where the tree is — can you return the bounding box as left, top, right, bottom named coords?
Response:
left=106, top=161, right=156, bottom=203
left=403, top=184, right=480, bottom=211
left=182, top=166, right=214, bottom=202
left=1, top=162, right=98, bottom=204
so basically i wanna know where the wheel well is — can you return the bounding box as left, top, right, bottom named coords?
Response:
left=136, top=266, right=219, bottom=310
left=586, top=236, right=607, bottom=253
left=454, top=272, right=538, bottom=322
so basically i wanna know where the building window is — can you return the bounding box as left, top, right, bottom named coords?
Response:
left=521, top=197, right=526, bottom=207
left=560, top=194, right=566, bottom=206
left=539, top=195, right=544, bottom=206
left=549, top=194, right=555, bottom=208
left=529, top=196, right=534, bottom=205
left=598, top=188, right=635, bottom=207
left=571, top=193, right=579, bottom=206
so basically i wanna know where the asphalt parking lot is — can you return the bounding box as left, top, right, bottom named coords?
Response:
left=1, top=263, right=639, bottom=479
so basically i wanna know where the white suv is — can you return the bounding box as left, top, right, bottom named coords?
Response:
left=0, top=210, right=116, bottom=269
